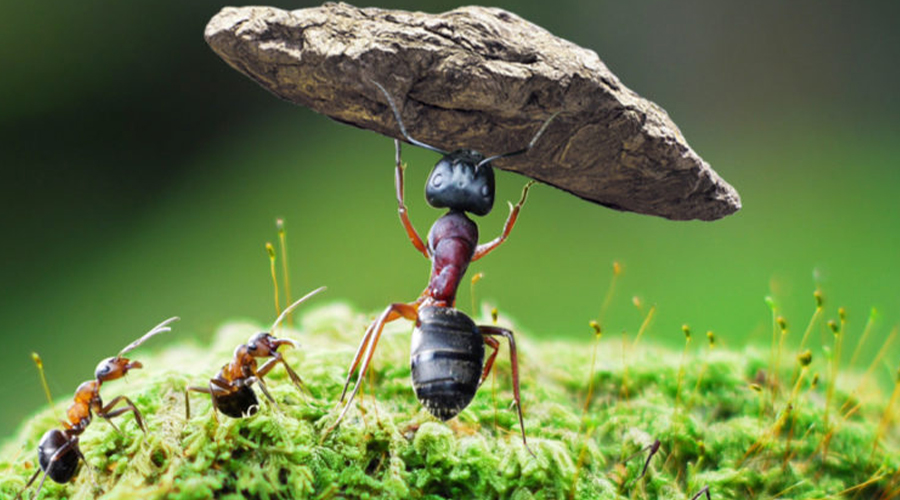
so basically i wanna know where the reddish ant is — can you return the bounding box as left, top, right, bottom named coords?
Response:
left=184, top=286, right=325, bottom=420
left=331, top=81, right=557, bottom=453
left=17, top=317, right=177, bottom=500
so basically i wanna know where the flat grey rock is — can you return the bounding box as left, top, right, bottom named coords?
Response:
left=205, top=3, right=741, bottom=220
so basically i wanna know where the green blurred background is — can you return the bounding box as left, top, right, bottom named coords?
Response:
left=2, top=1, right=898, bottom=438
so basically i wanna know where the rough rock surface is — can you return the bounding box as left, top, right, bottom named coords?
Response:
left=205, top=3, right=741, bottom=220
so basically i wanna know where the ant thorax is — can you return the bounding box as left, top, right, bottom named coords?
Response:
left=425, top=211, right=479, bottom=306
left=65, top=380, right=99, bottom=431
left=225, top=347, right=258, bottom=381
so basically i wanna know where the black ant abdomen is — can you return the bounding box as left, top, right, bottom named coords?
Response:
left=411, top=306, right=485, bottom=421
left=215, top=382, right=260, bottom=419
left=36, top=430, right=79, bottom=484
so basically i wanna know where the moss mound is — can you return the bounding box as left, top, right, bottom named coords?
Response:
left=1, top=303, right=897, bottom=499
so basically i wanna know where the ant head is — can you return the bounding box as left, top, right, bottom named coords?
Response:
left=95, top=356, right=141, bottom=382
left=247, top=332, right=276, bottom=357
left=97, top=316, right=177, bottom=382
left=247, top=332, right=298, bottom=357
left=370, top=80, right=559, bottom=216
left=426, top=149, right=495, bottom=216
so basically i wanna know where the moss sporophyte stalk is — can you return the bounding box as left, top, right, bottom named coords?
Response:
left=1, top=303, right=898, bottom=499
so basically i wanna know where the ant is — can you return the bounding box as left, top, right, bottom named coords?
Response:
left=331, top=81, right=558, bottom=453
left=17, top=317, right=178, bottom=500
left=185, top=286, right=325, bottom=420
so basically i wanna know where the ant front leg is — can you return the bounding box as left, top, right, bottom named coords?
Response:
left=98, top=395, right=146, bottom=433
left=335, top=302, right=418, bottom=427
left=395, top=139, right=429, bottom=258
left=478, top=324, right=533, bottom=456
left=257, top=354, right=308, bottom=396
left=473, top=180, right=535, bottom=261
left=246, top=374, right=280, bottom=413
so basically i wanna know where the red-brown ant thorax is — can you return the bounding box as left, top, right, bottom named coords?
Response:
left=426, top=212, right=479, bottom=305
left=72, top=380, right=98, bottom=401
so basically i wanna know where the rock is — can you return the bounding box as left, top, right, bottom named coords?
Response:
left=205, top=3, right=741, bottom=221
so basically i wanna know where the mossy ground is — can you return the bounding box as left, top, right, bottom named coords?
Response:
left=1, top=303, right=897, bottom=499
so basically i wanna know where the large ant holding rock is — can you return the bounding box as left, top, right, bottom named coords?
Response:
left=185, top=286, right=325, bottom=420
left=332, top=81, right=557, bottom=453
left=17, top=317, right=177, bottom=500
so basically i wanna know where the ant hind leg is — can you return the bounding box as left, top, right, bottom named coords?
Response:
left=478, top=325, right=534, bottom=457
left=333, top=303, right=418, bottom=430
left=257, top=355, right=309, bottom=397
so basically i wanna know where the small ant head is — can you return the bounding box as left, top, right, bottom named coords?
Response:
left=426, top=150, right=496, bottom=216
left=95, top=356, right=142, bottom=382
left=247, top=332, right=298, bottom=358
left=247, top=332, right=276, bottom=357
left=94, top=316, right=176, bottom=383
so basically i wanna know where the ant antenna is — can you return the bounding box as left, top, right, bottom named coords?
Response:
left=271, top=286, right=326, bottom=333
left=31, top=353, right=59, bottom=421
left=116, top=316, right=179, bottom=359
left=476, top=111, right=560, bottom=169
left=370, top=80, right=448, bottom=155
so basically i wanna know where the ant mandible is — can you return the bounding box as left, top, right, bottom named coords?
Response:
left=18, top=316, right=178, bottom=500
left=332, top=81, right=557, bottom=453
left=185, top=286, right=325, bottom=420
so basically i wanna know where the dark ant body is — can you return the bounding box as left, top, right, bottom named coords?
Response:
left=185, top=286, right=325, bottom=420
left=18, top=317, right=177, bottom=500
left=333, top=82, right=557, bottom=452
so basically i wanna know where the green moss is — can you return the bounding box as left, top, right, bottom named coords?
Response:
left=1, top=304, right=897, bottom=499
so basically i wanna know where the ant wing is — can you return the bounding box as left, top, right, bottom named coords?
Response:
left=270, top=286, right=326, bottom=333
left=117, top=316, right=179, bottom=358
